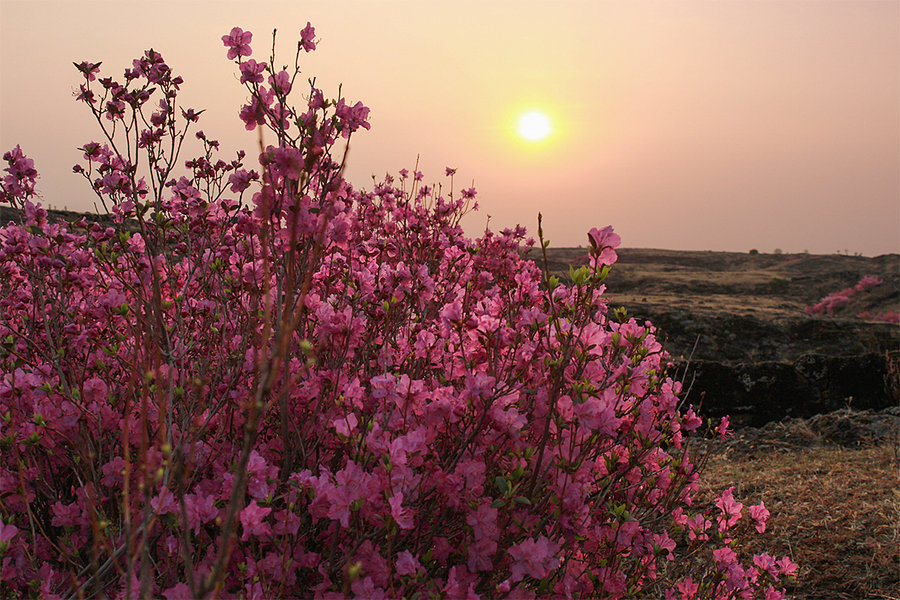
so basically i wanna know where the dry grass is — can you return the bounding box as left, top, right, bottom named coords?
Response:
left=697, top=430, right=899, bottom=599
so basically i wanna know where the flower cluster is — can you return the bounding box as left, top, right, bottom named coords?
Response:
left=804, top=275, right=894, bottom=321
left=0, top=145, right=38, bottom=206
left=857, top=310, right=899, bottom=323
left=0, top=26, right=796, bottom=599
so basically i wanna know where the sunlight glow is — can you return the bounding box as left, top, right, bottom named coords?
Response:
left=517, top=111, right=552, bottom=141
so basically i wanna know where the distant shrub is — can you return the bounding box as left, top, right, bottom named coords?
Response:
left=748, top=248, right=759, bottom=255
left=767, top=278, right=790, bottom=293
left=858, top=311, right=900, bottom=323
left=804, top=276, right=884, bottom=316
left=854, top=275, right=884, bottom=294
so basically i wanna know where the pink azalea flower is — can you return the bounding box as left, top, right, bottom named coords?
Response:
left=0, top=521, right=19, bottom=545
left=268, top=70, right=292, bottom=95
left=389, top=427, right=427, bottom=466
left=239, top=59, right=266, bottom=84
left=228, top=168, right=257, bottom=193
left=334, top=98, right=371, bottom=138
left=222, top=27, right=253, bottom=60
left=239, top=500, right=272, bottom=541
left=388, top=492, right=414, bottom=529
left=716, top=415, right=731, bottom=441
left=574, top=396, right=620, bottom=436
left=162, top=583, right=193, bottom=600
left=682, top=407, right=703, bottom=431
left=676, top=576, right=699, bottom=599
left=50, top=501, right=83, bottom=528
left=332, top=412, right=358, bottom=437
left=184, top=493, right=218, bottom=533
left=239, top=92, right=271, bottom=131
left=443, top=566, right=479, bottom=600
left=854, top=275, right=882, bottom=293
left=370, top=373, right=396, bottom=399
left=100, top=457, right=126, bottom=487
left=716, top=487, right=743, bottom=531
left=587, top=225, right=621, bottom=266
left=74, top=60, right=101, bottom=82
left=765, top=586, right=786, bottom=600
left=749, top=502, right=770, bottom=533
left=127, top=233, right=146, bottom=254
left=467, top=536, right=497, bottom=572
left=395, top=550, right=423, bottom=576
left=507, top=536, right=560, bottom=582
left=651, top=532, right=676, bottom=560
left=713, top=546, right=738, bottom=570
left=753, top=553, right=778, bottom=578
left=324, top=461, right=375, bottom=527
left=440, top=300, right=463, bottom=327
left=299, top=22, right=317, bottom=52
left=151, top=488, right=178, bottom=515
left=776, top=556, right=798, bottom=577
left=244, top=581, right=265, bottom=600
left=82, top=377, right=108, bottom=404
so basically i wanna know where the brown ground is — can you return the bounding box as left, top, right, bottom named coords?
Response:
left=695, top=408, right=899, bottom=600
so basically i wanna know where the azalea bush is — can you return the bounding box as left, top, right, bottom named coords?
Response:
left=804, top=275, right=898, bottom=322
left=0, top=24, right=797, bottom=599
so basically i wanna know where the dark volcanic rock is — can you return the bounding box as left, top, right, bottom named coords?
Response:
left=676, top=352, right=898, bottom=428
left=626, top=308, right=898, bottom=364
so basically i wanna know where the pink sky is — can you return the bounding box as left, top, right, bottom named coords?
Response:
left=1, top=1, right=897, bottom=255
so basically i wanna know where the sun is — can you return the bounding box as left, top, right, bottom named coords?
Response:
left=516, top=111, right=552, bottom=141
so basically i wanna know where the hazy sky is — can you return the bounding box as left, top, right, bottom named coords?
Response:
left=1, top=1, right=898, bottom=254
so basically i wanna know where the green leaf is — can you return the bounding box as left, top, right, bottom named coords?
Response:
left=572, top=265, right=590, bottom=286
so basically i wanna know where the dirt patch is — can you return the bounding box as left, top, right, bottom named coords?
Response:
left=695, top=407, right=899, bottom=599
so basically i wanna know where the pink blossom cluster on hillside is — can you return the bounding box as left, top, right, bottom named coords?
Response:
left=804, top=275, right=897, bottom=322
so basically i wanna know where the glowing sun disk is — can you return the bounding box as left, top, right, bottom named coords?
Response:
left=517, top=111, right=552, bottom=141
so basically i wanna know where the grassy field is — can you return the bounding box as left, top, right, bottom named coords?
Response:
left=696, top=410, right=899, bottom=599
